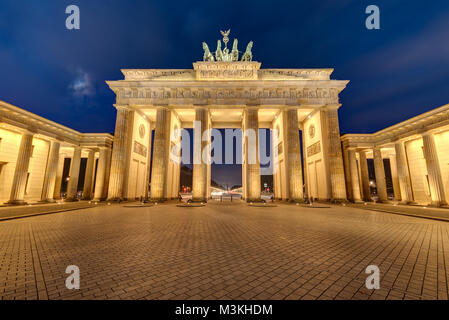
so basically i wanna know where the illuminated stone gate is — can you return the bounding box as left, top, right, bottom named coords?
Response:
left=105, top=32, right=349, bottom=202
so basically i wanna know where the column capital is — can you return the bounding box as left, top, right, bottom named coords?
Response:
left=245, top=105, right=259, bottom=111
left=283, top=106, right=299, bottom=112
left=113, top=104, right=131, bottom=111
left=322, top=104, right=342, bottom=111
left=420, top=131, right=434, bottom=138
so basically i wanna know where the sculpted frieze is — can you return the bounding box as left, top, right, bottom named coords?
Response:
left=116, top=86, right=340, bottom=105
left=260, top=69, right=332, bottom=80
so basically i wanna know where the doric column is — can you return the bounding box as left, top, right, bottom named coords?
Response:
left=144, top=122, right=152, bottom=200
left=285, top=108, right=303, bottom=202
left=321, top=107, right=347, bottom=201
left=373, top=147, right=388, bottom=202
left=389, top=154, right=401, bottom=202
left=301, top=124, right=309, bottom=200
left=343, top=148, right=354, bottom=201
left=94, top=148, right=112, bottom=201
left=359, top=151, right=371, bottom=202
left=394, top=141, right=414, bottom=203
left=422, top=133, right=447, bottom=206
left=150, top=107, right=169, bottom=201
left=82, top=149, right=95, bottom=200
left=41, top=141, right=60, bottom=202
left=192, top=107, right=209, bottom=202
left=244, top=107, right=261, bottom=201
left=348, top=149, right=362, bottom=202
left=108, top=106, right=133, bottom=200
left=6, top=131, right=34, bottom=205
left=65, top=147, right=82, bottom=201
left=53, top=155, right=65, bottom=200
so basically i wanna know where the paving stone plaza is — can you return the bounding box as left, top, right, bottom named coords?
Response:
left=1, top=202, right=448, bottom=300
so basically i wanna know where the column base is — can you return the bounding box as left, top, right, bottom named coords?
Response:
left=64, top=198, right=79, bottom=202
left=352, top=199, right=364, bottom=204
left=4, top=200, right=28, bottom=205
left=331, top=198, right=349, bottom=204
left=38, top=199, right=56, bottom=203
left=399, top=200, right=417, bottom=205
left=429, top=201, right=448, bottom=208
left=289, top=198, right=305, bottom=204
left=246, top=198, right=264, bottom=203
left=106, top=197, right=125, bottom=202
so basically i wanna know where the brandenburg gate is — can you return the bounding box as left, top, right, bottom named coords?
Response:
left=105, top=31, right=349, bottom=202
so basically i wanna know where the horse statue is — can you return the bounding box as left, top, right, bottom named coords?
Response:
left=231, top=39, right=239, bottom=61
left=215, top=40, right=224, bottom=61
left=241, top=41, right=253, bottom=62
left=202, top=42, right=214, bottom=62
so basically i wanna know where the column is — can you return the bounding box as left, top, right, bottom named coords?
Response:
left=53, top=155, right=65, bottom=200
left=65, top=147, right=82, bottom=201
left=285, top=108, right=304, bottom=202
left=359, top=151, right=371, bottom=202
left=422, top=133, right=447, bottom=206
left=41, top=141, right=60, bottom=202
left=150, top=107, right=169, bottom=201
left=343, top=148, right=354, bottom=201
left=144, top=122, right=152, bottom=200
left=348, top=149, right=362, bottom=202
left=244, top=107, right=261, bottom=202
left=394, top=141, right=414, bottom=203
left=301, top=125, right=309, bottom=200
left=6, top=131, right=34, bottom=205
left=192, top=107, right=209, bottom=202
left=94, top=148, right=112, bottom=201
left=373, top=147, right=388, bottom=202
left=389, top=154, right=401, bottom=202
left=82, top=149, right=95, bottom=200
left=321, top=107, right=347, bottom=201
left=108, top=106, right=133, bottom=200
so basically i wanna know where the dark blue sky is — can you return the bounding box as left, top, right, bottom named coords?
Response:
left=1, top=1, right=448, bottom=186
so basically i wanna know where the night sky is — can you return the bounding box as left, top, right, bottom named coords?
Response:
left=1, top=1, right=448, bottom=187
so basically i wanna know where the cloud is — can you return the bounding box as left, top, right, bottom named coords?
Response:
left=69, top=69, right=94, bottom=97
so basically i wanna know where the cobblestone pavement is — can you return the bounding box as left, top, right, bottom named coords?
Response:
left=1, top=201, right=449, bottom=300
left=0, top=201, right=98, bottom=221
left=348, top=202, right=449, bottom=222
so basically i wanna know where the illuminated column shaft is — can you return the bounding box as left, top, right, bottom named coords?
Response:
left=301, top=126, right=309, bottom=200
left=66, top=147, right=82, bottom=201
left=41, top=141, right=60, bottom=202
left=422, top=133, right=447, bottom=206
left=192, top=107, right=209, bottom=201
left=321, top=107, right=347, bottom=201
left=245, top=107, right=261, bottom=201
left=285, top=109, right=303, bottom=201
left=394, top=141, right=414, bottom=203
left=373, top=147, right=388, bottom=202
left=108, top=107, right=133, bottom=200
left=348, top=149, right=362, bottom=202
left=94, top=148, right=112, bottom=201
left=82, top=149, right=95, bottom=200
left=150, top=107, right=169, bottom=200
left=53, top=155, right=65, bottom=199
left=359, top=151, right=371, bottom=201
left=343, top=148, right=353, bottom=201
left=389, top=154, right=401, bottom=202
left=144, top=122, right=152, bottom=200
left=7, top=132, right=34, bottom=204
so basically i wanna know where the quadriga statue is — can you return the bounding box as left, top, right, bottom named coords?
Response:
left=202, top=42, right=214, bottom=62
left=241, top=41, right=253, bottom=62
